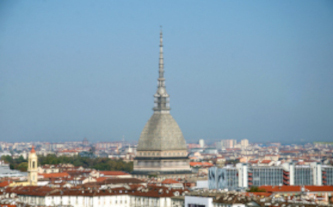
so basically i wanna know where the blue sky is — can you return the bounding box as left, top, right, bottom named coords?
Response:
left=1, top=1, right=332, bottom=144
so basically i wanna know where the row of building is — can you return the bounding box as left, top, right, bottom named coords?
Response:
left=209, top=162, right=333, bottom=190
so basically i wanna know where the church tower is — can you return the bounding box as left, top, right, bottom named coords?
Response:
left=133, top=30, right=192, bottom=178
left=28, top=146, right=38, bottom=185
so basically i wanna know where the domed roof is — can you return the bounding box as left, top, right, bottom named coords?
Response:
left=137, top=113, right=187, bottom=151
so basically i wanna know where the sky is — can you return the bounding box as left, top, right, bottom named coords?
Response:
left=0, top=1, right=333, bottom=144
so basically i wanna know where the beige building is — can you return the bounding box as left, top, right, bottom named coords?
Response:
left=240, top=139, right=249, bottom=148
left=222, top=139, right=236, bottom=149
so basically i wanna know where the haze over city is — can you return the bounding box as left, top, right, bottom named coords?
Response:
left=1, top=1, right=333, bottom=143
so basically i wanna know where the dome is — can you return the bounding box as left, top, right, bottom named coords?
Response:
left=137, top=113, right=187, bottom=151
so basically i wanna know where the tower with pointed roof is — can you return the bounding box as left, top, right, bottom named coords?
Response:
left=133, top=29, right=192, bottom=178
left=28, top=146, right=38, bottom=185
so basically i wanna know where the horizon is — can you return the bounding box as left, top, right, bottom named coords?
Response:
left=1, top=1, right=333, bottom=143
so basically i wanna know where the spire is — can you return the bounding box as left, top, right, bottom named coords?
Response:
left=159, top=26, right=164, bottom=79
left=153, top=27, right=170, bottom=113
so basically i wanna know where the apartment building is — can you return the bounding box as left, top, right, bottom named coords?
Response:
left=209, top=162, right=333, bottom=189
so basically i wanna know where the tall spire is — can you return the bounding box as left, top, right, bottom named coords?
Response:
left=159, top=26, right=164, bottom=79
left=153, top=27, right=170, bottom=113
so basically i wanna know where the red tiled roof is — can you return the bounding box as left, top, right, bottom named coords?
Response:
left=39, top=172, right=70, bottom=178
left=95, top=177, right=108, bottom=182
left=261, top=160, right=271, bottom=164
left=95, top=178, right=144, bottom=185
left=190, top=162, right=214, bottom=167
left=305, top=186, right=333, bottom=192
left=161, top=179, right=180, bottom=184
left=0, top=181, right=11, bottom=187
left=100, top=171, right=130, bottom=176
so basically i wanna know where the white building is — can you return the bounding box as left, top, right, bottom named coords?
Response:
left=5, top=185, right=187, bottom=207
left=185, top=193, right=261, bottom=207
left=209, top=162, right=333, bottom=189
left=199, top=139, right=205, bottom=148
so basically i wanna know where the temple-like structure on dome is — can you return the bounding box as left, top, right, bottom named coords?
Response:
left=132, top=30, right=192, bottom=178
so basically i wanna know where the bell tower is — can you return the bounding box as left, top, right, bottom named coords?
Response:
left=28, top=146, right=38, bottom=185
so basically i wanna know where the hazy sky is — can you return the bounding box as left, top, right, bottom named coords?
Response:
left=1, top=1, right=333, bottom=144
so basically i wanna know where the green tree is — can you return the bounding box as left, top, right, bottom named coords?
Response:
left=17, top=162, right=28, bottom=172
left=1, top=155, right=13, bottom=164
left=247, top=186, right=266, bottom=192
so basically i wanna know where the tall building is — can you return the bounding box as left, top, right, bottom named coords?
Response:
left=222, top=139, right=236, bottom=149
left=132, top=30, right=191, bottom=178
left=199, top=139, right=205, bottom=148
left=240, top=139, right=249, bottom=148
left=28, top=146, right=38, bottom=185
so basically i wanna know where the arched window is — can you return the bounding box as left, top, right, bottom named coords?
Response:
left=32, top=161, right=35, bottom=168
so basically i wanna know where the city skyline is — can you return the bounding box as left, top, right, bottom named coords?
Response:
left=1, top=1, right=333, bottom=143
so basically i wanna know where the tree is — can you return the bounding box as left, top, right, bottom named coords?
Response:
left=247, top=186, right=266, bottom=192
left=1, top=155, right=13, bottom=164
left=17, top=162, right=28, bottom=172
